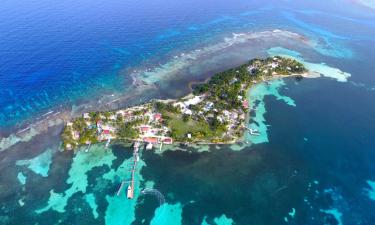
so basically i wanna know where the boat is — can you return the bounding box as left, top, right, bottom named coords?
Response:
left=249, top=128, right=260, bottom=136
left=127, top=185, right=134, bottom=199
left=85, top=143, right=91, bottom=152
left=146, top=143, right=153, bottom=150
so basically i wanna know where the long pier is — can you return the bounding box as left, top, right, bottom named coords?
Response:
left=116, top=141, right=140, bottom=199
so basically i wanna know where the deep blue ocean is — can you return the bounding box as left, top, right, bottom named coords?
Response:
left=0, top=0, right=275, bottom=128
left=1, top=0, right=375, bottom=224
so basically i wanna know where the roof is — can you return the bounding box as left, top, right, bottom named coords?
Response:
left=103, top=130, right=110, bottom=134
left=162, top=138, right=173, bottom=144
left=183, top=96, right=202, bottom=106
left=144, top=137, right=158, bottom=144
left=242, top=100, right=249, bottom=109
left=140, top=126, right=150, bottom=132
left=154, top=113, right=162, bottom=120
left=183, top=109, right=192, bottom=115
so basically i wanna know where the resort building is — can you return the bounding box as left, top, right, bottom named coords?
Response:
left=162, top=138, right=173, bottom=144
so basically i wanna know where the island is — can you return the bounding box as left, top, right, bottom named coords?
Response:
left=61, top=56, right=307, bottom=150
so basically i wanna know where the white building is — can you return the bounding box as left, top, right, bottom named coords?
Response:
left=204, top=102, right=214, bottom=111
left=183, top=109, right=192, bottom=115
left=83, top=113, right=90, bottom=119
left=183, top=95, right=202, bottom=106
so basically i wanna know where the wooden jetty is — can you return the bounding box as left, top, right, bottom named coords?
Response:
left=116, top=141, right=140, bottom=200
left=116, top=181, right=127, bottom=196
left=243, top=126, right=261, bottom=136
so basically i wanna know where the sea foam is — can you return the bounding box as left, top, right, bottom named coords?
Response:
left=267, top=47, right=351, bottom=82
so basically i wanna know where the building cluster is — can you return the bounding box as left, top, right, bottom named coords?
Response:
left=63, top=56, right=306, bottom=150
left=64, top=103, right=174, bottom=150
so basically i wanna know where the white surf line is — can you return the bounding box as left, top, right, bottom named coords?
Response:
left=108, top=98, right=120, bottom=104
left=16, top=111, right=61, bottom=135
left=16, top=126, right=31, bottom=134
left=35, top=118, right=48, bottom=125
left=41, top=111, right=54, bottom=117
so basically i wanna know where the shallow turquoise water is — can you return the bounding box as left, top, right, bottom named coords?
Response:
left=16, top=147, right=53, bottom=177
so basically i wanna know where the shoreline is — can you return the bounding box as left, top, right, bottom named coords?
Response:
left=65, top=71, right=308, bottom=151
left=2, top=29, right=309, bottom=131
left=62, top=56, right=309, bottom=150
left=188, top=77, right=212, bottom=92
left=1, top=29, right=336, bottom=152
left=0, top=63, right=332, bottom=153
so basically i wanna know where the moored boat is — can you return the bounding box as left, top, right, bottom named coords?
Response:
left=127, top=185, right=134, bottom=199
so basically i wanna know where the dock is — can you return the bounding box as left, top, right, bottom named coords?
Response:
left=243, top=126, right=261, bottom=136
left=105, top=137, right=111, bottom=149
left=84, top=143, right=92, bottom=152
left=116, top=181, right=126, bottom=196
left=116, top=141, right=140, bottom=200
left=159, top=142, right=163, bottom=152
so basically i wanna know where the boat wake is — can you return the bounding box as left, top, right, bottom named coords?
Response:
left=141, top=188, right=165, bottom=206
left=141, top=188, right=166, bottom=221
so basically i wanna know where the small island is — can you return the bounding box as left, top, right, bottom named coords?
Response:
left=62, top=56, right=307, bottom=150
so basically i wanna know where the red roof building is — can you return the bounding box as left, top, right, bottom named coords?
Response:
left=154, top=113, right=162, bottom=121
left=143, top=137, right=158, bottom=144
left=103, top=130, right=110, bottom=135
left=242, top=100, right=249, bottom=109
left=140, top=126, right=150, bottom=133
left=162, top=138, right=173, bottom=144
